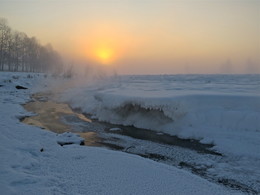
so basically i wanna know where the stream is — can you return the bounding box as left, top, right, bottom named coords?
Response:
left=21, top=91, right=258, bottom=194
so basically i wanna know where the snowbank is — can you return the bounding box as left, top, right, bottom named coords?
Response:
left=0, top=72, right=237, bottom=194
left=62, top=75, right=260, bottom=158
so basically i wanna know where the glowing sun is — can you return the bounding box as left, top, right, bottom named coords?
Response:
left=96, top=48, right=114, bottom=64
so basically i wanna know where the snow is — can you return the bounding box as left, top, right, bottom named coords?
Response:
left=0, top=72, right=237, bottom=194
left=62, top=75, right=260, bottom=158
left=109, top=127, right=122, bottom=131
left=56, top=132, right=84, bottom=146
left=60, top=74, right=260, bottom=193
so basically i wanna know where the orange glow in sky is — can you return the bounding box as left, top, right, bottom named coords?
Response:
left=1, top=0, right=259, bottom=74
left=76, top=23, right=137, bottom=67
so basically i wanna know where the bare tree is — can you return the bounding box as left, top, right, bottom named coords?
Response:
left=0, top=18, right=11, bottom=71
left=0, top=17, right=64, bottom=73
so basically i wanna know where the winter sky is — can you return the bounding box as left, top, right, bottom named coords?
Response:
left=0, top=0, right=259, bottom=74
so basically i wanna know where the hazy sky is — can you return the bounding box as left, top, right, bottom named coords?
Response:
left=1, top=0, right=259, bottom=74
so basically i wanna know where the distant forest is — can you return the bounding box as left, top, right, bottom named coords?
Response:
left=0, top=18, right=63, bottom=73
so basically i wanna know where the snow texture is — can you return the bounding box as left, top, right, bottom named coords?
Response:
left=56, top=132, right=84, bottom=146
left=61, top=74, right=260, bottom=193
left=62, top=75, right=260, bottom=158
left=0, top=72, right=237, bottom=194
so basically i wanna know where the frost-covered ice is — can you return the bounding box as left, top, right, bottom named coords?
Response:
left=0, top=72, right=237, bottom=194
left=63, top=75, right=260, bottom=158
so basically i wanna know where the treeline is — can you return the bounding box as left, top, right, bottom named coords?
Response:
left=0, top=18, right=63, bottom=73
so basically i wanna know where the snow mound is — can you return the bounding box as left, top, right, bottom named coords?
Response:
left=62, top=75, right=260, bottom=158
left=56, top=132, right=84, bottom=146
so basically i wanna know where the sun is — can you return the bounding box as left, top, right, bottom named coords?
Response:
left=96, top=48, right=114, bottom=64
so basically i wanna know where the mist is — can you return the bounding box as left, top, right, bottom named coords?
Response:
left=1, top=0, right=259, bottom=75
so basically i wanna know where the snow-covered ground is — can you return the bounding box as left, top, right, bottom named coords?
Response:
left=60, top=74, right=260, bottom=193
left=62, top=75, right=260, bottom=158
left=0, top=72, right=238, bottom=194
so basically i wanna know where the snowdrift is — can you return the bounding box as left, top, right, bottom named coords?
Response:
left=62, top=75, right=260, bottom=158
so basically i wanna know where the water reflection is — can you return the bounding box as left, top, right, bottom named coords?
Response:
left=22, top=92, right=99, bottom=145
left=79, top=132, right=103, bottom=147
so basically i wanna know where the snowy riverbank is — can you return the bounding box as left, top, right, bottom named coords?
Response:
left=0, top=72, right=238, bottom=194
left=62, top=75, right=260, bottom=158
left=60, top=74, right=260, bottom=193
